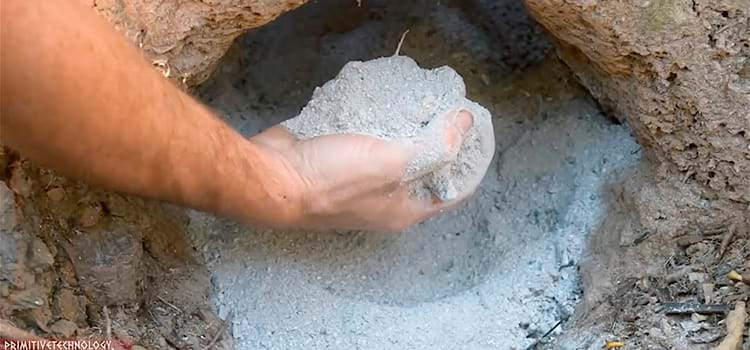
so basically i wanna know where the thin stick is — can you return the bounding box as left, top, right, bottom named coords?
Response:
left=103, top=306, right=111, bottom=340
left=524, top=320, right=562, bottom=350
left=717, top=222, right=737, bottom=259
left=394, top=30, right=410, bottom=56
left=157, top=295, right=183, bottom=314
left=205, top=311, right=234, bottom=350
left=147, top=308, right=162, bottom=327
left=661, top=302, right=729, bottom=315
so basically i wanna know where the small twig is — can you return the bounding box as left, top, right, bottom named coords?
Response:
left=205, top=311, right=234, bottom=350
left=632, top=229, right=654, bottom=246
left=523, top=320, right=562, bottom=350
left=147, top=308, right=162, bottom=327
left=157, top=295, right=183, bottom=314
left=682, top=168, right=694, bottom=183
left=665, top=266, right=697, bottom=283
left=394, top=29, right=410, bottom=56
left=715, top=21, right=743, bottom=35
left=703, top=224, right=728, bottom=236
left=717, top=222, right=738, bottom=260
left=676, top=234, right=717, bottom=248
left=660, top=302, right=729, bottom=315
left=103, top=306, right=112, bottom=340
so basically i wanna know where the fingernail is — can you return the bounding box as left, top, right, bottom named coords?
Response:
left=453, top=109, right=474, bottom=136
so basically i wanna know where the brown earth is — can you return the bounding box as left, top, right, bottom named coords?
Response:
left=545, top=160, right=749, bottom=349
left=0, top=151, right=231, bottom=350
left=516, top=1, right=749, bottom=347
left=90, top=0, right=308, bottom=87
left=524, top=0, right=750, bottom=204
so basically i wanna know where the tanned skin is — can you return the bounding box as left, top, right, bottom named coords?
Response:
left=0, top=0, right=475, bottom=231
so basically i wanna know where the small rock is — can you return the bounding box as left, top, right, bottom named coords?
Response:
left=79, top=205, right=101, bottom=228
left=131, top=345, right=147, bottom=350
left=686, top=242, right=709, bottom=256
left=10, top=289, right=46, bottom=310
left=196, top=308, right=216, bottom=322
left=50, top=319, right=77, bottom=338
left=29, top=238, right=55, bottom=270
left=480, top=73, right=491, bottom=85
left=0, top=182, right=19, bottom=231
left=68, top=227, right=142, bottom=305
left=688, top=272, right=707, bottom=283
left=680, top=314, right=705, bottom=333
left=53, top=289, right=86, bottom=324
left=9, top=166, right=32, bottom=197
left=30, top=306, right=53, bottom=333
left=702, top=283, right=715, bottom=304
left=154, top=336, right=168, bottom=350
left=46, top=188, right=66, bottom=202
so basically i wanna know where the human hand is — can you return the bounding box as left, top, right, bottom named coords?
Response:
left=248, top=109, right=476, bottom=232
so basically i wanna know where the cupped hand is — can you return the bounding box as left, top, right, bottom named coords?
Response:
left=249, top=109, right=475, bottom=232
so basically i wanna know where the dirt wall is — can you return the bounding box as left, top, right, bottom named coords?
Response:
left=524, top=0, right=750, bottom=204
left=0, top=154, right=230, bottom=349
left=91, top=0, right=308, bottom=86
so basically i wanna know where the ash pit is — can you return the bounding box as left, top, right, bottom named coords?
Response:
left=188, top=0, right=640, bottom=349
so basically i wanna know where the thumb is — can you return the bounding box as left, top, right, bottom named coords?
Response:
left=402, top=109, right=473, bottom=182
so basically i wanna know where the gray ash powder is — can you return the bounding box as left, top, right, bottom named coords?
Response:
left=282, top=56, right=495, bottom=200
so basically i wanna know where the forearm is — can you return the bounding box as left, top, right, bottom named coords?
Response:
left=0, top=0, right=299, bottom=226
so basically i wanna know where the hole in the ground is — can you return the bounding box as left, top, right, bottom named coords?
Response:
left=190, top=0, right=640, bottom=348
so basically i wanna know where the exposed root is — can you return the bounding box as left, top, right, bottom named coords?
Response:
left=103, top=306, right=112, bottom=340
left=394, top=29, right=410, bottom=56
left=714, top=301, right=747, bottom=350
left=205, top=311, right=234, bottom=350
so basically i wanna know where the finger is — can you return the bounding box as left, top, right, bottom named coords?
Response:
left=249, top=124, right=298, bottom=149
left=401, top=109, right=474, bottom=182
left=444, top=109, right=473, bottom=153
left=408, top=184, right=476, bottom=222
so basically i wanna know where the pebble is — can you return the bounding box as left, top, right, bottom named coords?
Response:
left=46, top=187, right=66, bottom=202
left=79, top=205, right=101, bottom=227
left=9, top=166, right=32, bottom=197
left=50, top=319, right=78, bottom=338
left=54, top=289, right=86, bottom=324
left=29, top=238, right=55, bottom=270
left=686, top=242, right=709, bottom=256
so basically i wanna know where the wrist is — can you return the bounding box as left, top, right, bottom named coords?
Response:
left=215, top=137, right=306, bottom=228
left=164, top=99, right=307, bottom=228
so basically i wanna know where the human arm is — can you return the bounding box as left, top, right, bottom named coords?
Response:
left=0, top=0, right=473, bottom=231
